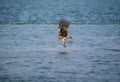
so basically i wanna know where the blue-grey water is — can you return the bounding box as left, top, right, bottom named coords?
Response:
left=0, top=0, right=120, bottom=82
left=0, top=0, right=120, bottom=24
left=0, top=24, right=120, bottom=82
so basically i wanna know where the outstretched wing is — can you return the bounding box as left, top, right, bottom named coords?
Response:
left=58, top=19, right=69, bottom=29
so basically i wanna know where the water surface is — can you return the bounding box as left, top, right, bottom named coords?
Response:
left=0, top=24, right=120, bottom=82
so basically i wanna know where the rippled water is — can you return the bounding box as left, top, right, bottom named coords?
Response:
left=0, top=0, right=120, bottom=24
left=0, top=24, right=120, bottom=82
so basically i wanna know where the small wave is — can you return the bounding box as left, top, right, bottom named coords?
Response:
left=105, top=49, right=120, bottom=52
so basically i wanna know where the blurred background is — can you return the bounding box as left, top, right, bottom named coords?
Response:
left=0, top=0, right=120, bottom=24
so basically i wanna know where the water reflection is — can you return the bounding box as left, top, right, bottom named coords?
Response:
left=57, top=51, right=68, bottom=55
